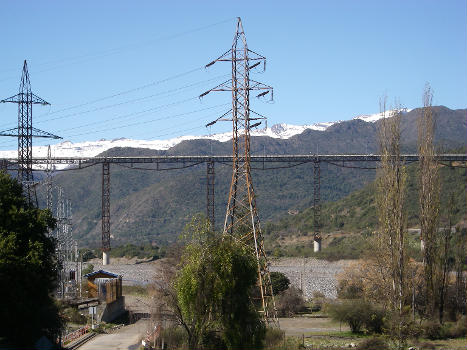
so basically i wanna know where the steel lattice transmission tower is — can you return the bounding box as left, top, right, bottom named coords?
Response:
left=201, top=17, right=277, bottom=324
left=0, top=60, right=61, bottom=205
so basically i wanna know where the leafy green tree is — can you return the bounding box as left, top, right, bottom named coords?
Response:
left=270, top=271, right=290, bottom=295
left=174, top=216, right=265, bottom=350
left=0, top=172, right=62, bottom=348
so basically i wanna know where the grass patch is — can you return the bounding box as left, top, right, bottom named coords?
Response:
left=122, top=285, right=149, bottom=296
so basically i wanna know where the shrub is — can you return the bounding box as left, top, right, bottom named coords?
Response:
left=276, top=286, right=306, bottom=317
left=327, top=300, right=366, bottom=333
left=82, top=263, right=94, bottom=276
left=62, top=307, right=87, bottom=325
left=270, top=272, right=290, bottom=295
left=161, top=326, right=188, bottom=350
left=201, top=330, right=226, bottom=350
left=365, top=306, right=386, bottom=334
left=80, top=248, right=97, bottom=262
left=327, top=299, right=387, bottom=334
left=311, top=291, right=326, bottom=312
left=264, top=328, right=285, bottom=348
left=449, top=316, right=467, bottom=338
left=422, top=320, right=448, bottom=340
left=357, top=337, right=389, bottom=350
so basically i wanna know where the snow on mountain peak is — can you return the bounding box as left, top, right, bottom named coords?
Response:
left=353, top=108, right=412, bottom=123
left=0, top=110, right=400, bottom=160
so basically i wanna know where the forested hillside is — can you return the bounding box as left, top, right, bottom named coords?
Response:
left=264, top=163, right=467, bottom=238
left=35, top=106, right=466, bottom=247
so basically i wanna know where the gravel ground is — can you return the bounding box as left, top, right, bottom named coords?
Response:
left=84, top=258, right=160, bottom=286
left=83, top=257, right=349, bottom=299
left=269, top=258, right=349, bottom=299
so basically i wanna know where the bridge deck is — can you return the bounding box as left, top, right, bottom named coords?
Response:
left=1, top=154, right=466, bottom=165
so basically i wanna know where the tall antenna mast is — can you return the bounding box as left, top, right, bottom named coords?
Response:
left=201, top=17, right=277, bottom=324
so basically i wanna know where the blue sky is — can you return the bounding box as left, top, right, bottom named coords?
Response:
left=0, top=0, right=465, bottom=150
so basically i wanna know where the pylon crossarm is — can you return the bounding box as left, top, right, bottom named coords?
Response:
left=0, top=127, right=62, bottom=139
left=205, top=49, right=233, bottom=67
left=0, top=92, right=49, bottom=105
left=247, top=48, right=266, bottom=61
left=0, top=128, right=17, bottom=137
left=31, top=127, right=62, bottom=139
left=199, top=80, right=233, bottom=98
left=249, top=80, right=273, bottom=91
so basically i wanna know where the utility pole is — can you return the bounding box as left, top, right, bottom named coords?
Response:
left=201, top=17, right=277, bottom=325
left=0, top=60, right=61, bottom=206
left=102, top=162, right=111, bottom=265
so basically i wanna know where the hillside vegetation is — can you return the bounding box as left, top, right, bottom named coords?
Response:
left=35, top=106, right=466, bottom=247
left=264, top=162, right=466, bottom=259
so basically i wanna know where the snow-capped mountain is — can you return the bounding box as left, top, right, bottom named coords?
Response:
left=0, top=110, right=397, bottom=160
left=353, top=108, right=411, bottom=123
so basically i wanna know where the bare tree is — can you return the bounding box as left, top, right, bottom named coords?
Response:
left=418, top=83, right=440, bottom=319
left=376, top=97, right=408, bottom=318
left=454, top=228, right=467, bottom=316
left=437, top=193, right=454, bottom=323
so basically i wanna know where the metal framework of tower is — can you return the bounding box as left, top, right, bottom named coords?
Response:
left=206, top=159, right=215, bottom=229
left=313, top=160, right=321, bottom=242
left=52, top=186, right=78, bottom=298
left=0, top=60, right=61, bottom=205
left=102, top=162, right=111, bottom=253
left=46, top=145, right=54, bottom=211
left=201, top=17, right=277, bottom=324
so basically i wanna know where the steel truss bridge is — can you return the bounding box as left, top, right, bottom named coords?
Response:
left=2, top=153, right=467, bottom=167
left=1, top=153, right=465, bottom=255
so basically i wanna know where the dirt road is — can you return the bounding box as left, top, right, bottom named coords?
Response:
left=79, top=320, right=150, bottom=350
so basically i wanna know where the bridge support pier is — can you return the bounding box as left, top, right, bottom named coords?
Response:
left=102, top=251, right=110, bottom=266
left=313, top=160, right=322, bottom=252
left=206, top=159, right=215, bottom=229
left=102, top=162, right=111, bottom=265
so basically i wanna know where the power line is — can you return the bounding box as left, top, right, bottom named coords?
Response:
left=61, top=103, right=229, bottom=138
left=33, top=75, right=228, bottom=126
left=0, top=18, right=235, bottom=78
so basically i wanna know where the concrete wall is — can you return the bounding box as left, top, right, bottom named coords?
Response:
left=99, top=296, right=126, bottom=323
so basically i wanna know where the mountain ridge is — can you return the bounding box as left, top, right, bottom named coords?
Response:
left=31, top=106, right=466, bottom=248
left=4, top=106, right=459, bottom=160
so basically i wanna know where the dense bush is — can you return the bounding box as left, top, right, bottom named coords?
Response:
left=450, top=316, right=467, bottom=338
left=82, top=263, right=94, bottom=276
left=364, top=306, right=386, bottom=334
left=327, top=299, right=387, bottom=334
left=315, top=235, right=368, bottom=261
left=311, top=291, right=326, bottom=312
left=421, top=317, right=467, bottom=340
left=62, top=307, right=87, bottom=325
left=161, top=326, right=188, bottom=350
left=337, top=275, right=364, bottom=299
left=110, top=243, right=162, bottom=259
left=264, top=328, right=285, bottom=348
left=357, top=337, right=389, bottom=350
left=276, top=286, right=307, bottom=317
left=270, top=272, right=290, bottom=295
left=80, top=248, right=97, bottom=262
left=422, top=320, right=448, bottom=340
